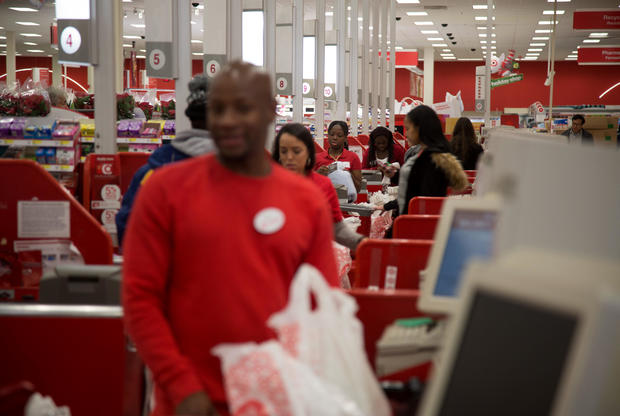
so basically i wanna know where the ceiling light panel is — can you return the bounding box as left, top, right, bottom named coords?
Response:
left=530, top=43, right=546, bottom=46
left=420, top=30, right=439, bottom=34
left=9, top=7, right=39, bottom=12
left=407, top=12, right=428, bottom=16
left=589, top=33, right=608, bottom=37
left=16, top=22, right=40, bottom=26
left=583, top=39, right=600, bottom=43
left=535, top=29, right=552, bottom=33
left=532, top=36, right=550, bottom=40
left=427, top=37, right=443, bottom=41
left=543, top=10, right=565, bottom=14
left=472, top=5, right=488, bottom=9
left=538, top=20, right=560, bottom=25
left=414, top=21, right=434, bottom=25
left=396, top=0, right=420, bottom=3
left=432, top=43, right=448, bottom=47
left=20, top=33, right=42, bottom=37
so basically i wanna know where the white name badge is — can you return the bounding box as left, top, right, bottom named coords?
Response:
left=253, top=207, right=286, bottom=235
left=336, top=161, right=351, bottom=171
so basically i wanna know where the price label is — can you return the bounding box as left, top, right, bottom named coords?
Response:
left=149, top=48, right=166, bottom=71
left=101, top=184, right=121, bottom=202
left=101, top=209, right=118, bottom=226
left=60, top=26, right=81, bottom=55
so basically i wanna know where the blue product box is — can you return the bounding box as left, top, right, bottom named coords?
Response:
left=35, top=148, right=47, bottom=164
left=45, top=148, right=57, bottom=164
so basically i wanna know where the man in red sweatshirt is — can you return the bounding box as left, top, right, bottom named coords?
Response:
left=122, top=61, right=338, bottom=416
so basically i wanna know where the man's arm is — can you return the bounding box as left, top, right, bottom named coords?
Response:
left=122, top=173, right=205, bottom=408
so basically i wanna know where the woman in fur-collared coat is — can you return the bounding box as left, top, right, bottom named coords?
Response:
left=382, top=105, right=469, bottom=216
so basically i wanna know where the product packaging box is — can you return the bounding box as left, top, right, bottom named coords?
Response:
left=591, top=129, right=618, bottom=146
left=140, top=122, right=161, bottom=138
left=45, top=148, right=57, bottom=164
left=35, top=148, right=47, bottom=164
left=444, top=117, right=459, bottom=135
left=0, top=118, right=13, bottom=137
left=584, top=116, right=618, bottom=130
left=56, top=149, right=76, bottom=165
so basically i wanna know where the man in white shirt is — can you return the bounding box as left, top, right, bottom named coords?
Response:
left=561, top=114, right=593, bottom=144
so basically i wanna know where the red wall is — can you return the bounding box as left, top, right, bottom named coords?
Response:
left=396, top=60, right=620, bottom=111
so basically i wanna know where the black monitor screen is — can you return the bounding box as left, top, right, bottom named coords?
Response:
left=438, top=290, right=578, bottom=416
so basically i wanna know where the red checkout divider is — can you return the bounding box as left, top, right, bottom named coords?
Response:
left=408, top=196, right=446, bottom=215
left=353, top=239, right=433, bottom=290
left=0, top=160, right=113, bottom=269
left=393, top=215, right=440, bottom=240
left=118, top=152, right=150, bottom=194
left=0, top=305, right=143, bottom=416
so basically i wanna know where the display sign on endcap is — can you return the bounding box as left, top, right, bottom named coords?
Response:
left=275, top=73, right=292, bottom=96
left=204, top=55, right=227, bottom=79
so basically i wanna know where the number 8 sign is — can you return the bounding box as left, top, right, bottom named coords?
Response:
left=276, top=77, right=287, bottom=92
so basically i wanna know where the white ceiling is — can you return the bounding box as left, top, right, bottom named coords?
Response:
left=0, top=0, right=619, bottom=63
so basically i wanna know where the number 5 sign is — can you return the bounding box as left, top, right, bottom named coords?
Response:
left=275, top=73, right=292, bottom=96
left=146, top=41, right=174, bottom=78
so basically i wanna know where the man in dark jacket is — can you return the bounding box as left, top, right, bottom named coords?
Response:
left=561, top=114, right=593, bottom=144
left=116, top=75, right=215, bottom=246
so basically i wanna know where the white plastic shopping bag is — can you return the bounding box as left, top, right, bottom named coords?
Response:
left=212, top=341, right=363, bottom=416
left=370, top=210, right=393, bottom=239
left=268, top=264, right=391, bottom=416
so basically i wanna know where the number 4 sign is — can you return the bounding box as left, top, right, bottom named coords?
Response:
left=57, top=19, right=92, bottom=65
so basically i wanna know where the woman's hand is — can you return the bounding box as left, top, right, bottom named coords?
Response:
left=317, top=166, right=330, bottom=176
left=374, top=204, right=385, bottom=211
left=176, top=391, right=219, bottom=416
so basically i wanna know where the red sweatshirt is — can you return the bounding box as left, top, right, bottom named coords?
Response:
left=123, top=154, right=338, bottom=415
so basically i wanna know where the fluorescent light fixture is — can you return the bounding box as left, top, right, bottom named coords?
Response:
left=0, top=44, right=5, bottom=47
left=325, top=11, right=333, bottom=16
left=122, top=0, right=132, bottom=2
left=192, top=52, right=203, bottom=56
left=16, top=22, right=40, bottom=26
left=491, top=46, right=497, bottom=49
left=191, top=21, right=196, bottom=24
left=358, top=17, right=363, bottom=21
left=523, top=57, right=537, bottom=60
left=396, top=0, right=420, bottom=3
left=479, top=33, right=487, bottom=37
left=526, top=54, right=540, bottom=56
left=472, top=5, right=488, bottom=9
left=491, top=40, right=496, bottom=44
left=532, top=36, right=550, bottom=40
left=589, top=32, right=608, bottom=37
left=480, top=40, right=487, bottom=44
left=140, top=49, right=146, bottom=52
left=492, top=33, right=496, bottom=37
left=475, top=16, right=487, bottom=21
left=477, top=26, right=487, bottom=30
left=565, top=57, right=577, bottom=60
left=191, top=39, right=203, bottom=43
left=567, top=54, right=577, bottom=58
left=528, top=48, right=543, bottom=51
left=395, top=46, right=404, bottom=50
left=442, top=48, right=451, bottom=52
left=547, top=0, right=571, bottom=2
left=414, top=21, right=434, bottom=25
left=122, top=43, right=132, bottom=47
left=130, top=24, right=145, bottom=28
left=20, top=33, right=42, bottom=37
left=543, top=10, right=565, bottom=14
left=458, top=58, right=482, bottom=61
left=572, top=50, right=577, bottom=53
left=538, top=20, right=559, bottom=25
left=123, top=35, right=141, bottom=39
left=9, top=7, right=39, bottom=12
left=420, top=30, right=439, bottom=34
left=136, top=55, right=146, bottom=59
left=583, top=39, right=600, bottom=43
left=432, top=43, right=448, bottom=47
left=530, top=43, right=546, bottom=46
left=443, top=56, right=456, bottom=60
left=407, top=11, right=428, bottom=16
left=23, top=42, right=37, bottom=45
left=427, top=37, right=443, bottom=41
left=26, top=49, right=44, bottom=52
left=197, top=4, right=204, bottom=9
left=535, top=29, right=552, bottom=33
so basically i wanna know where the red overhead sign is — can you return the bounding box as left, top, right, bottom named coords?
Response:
left=573, top=10, right=620, bottom=30
left=578, top=46, right=620, bottom=65
left=379, top=51, right=419, bottom=67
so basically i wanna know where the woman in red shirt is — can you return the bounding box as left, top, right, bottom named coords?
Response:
left=362, top=126, right=405, bottom=185
left=314, top=121, right=362, bottom=192
left=273, top=123, right=364, bottom=250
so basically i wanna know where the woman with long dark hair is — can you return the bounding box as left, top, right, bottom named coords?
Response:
left=273, top=123, right=365, bottom=250
left=450, top=117, right=483, bottom=170
left=363, top=126, right=405, bottom=185
left=380, top=105, right=468, bottom=216
left=314, top=121, right=362, bottom=192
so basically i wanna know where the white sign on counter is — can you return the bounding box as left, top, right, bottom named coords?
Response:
left=18, top=201, right=70, bottom=238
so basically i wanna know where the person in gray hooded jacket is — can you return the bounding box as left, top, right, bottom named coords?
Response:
left=116, top=74, right=215, bottom=246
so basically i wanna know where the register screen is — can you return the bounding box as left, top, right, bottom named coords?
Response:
left=433, top=210, right=497, bottom=297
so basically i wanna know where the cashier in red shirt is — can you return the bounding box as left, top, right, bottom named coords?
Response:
left=314, top=120, right=362, bottom=192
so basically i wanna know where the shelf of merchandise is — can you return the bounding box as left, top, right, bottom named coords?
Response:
left=0, top=138, right=75, bottom=147
left=117, top=137, right=162, bottom=144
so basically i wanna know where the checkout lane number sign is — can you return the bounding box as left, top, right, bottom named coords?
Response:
left=60, top=26, right=81, bottom=55
left=149, top=49, right=166, bottom=71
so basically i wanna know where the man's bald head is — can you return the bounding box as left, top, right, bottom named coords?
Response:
left=210, top=61, right=274, bottom=108
left=207, top=61, right=276, bottom=170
